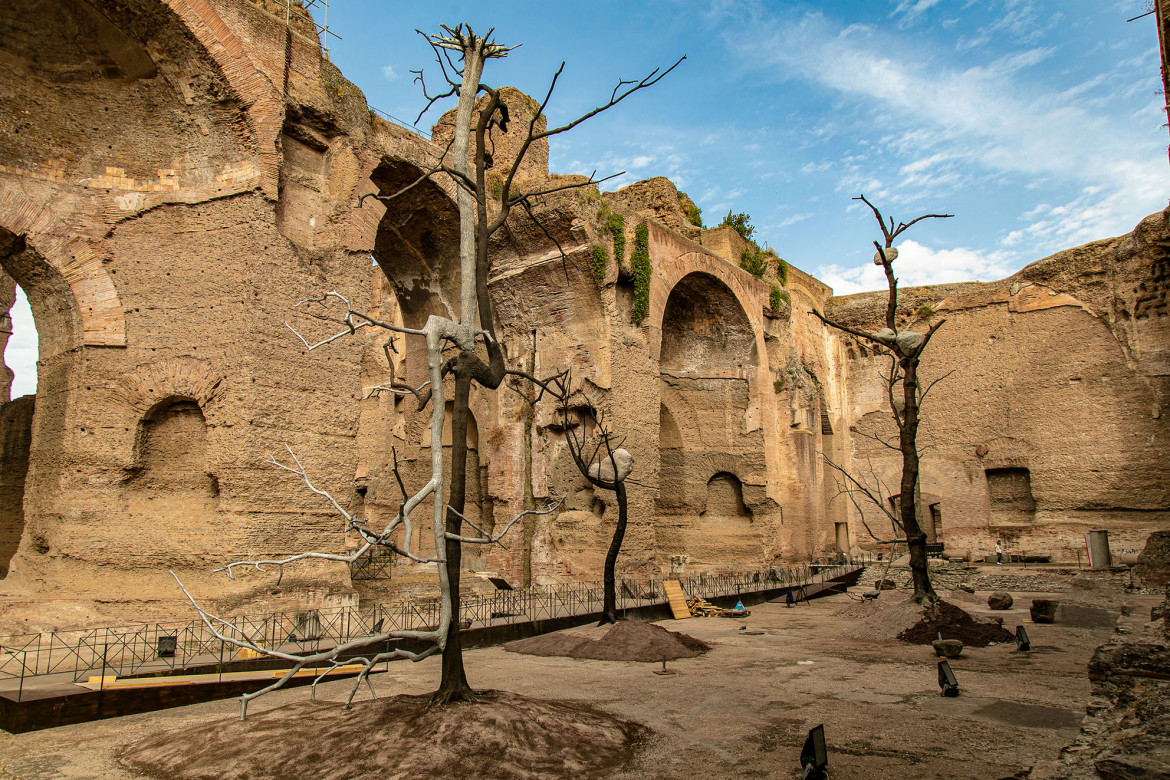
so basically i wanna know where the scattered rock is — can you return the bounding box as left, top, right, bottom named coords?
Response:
left=932, top=639, right=963, bottom=658
left=1135, top=531, right=1170, bottom=588
left=988, top=592, right=1014, bottom=610
left=959, top=584, right=977, bottom=594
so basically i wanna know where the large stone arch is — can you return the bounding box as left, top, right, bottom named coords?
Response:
left=0, top=228, right=84, bottom=581
left=654, top=267, right=770, bottom=570
left=650, top=247, right=767, bottom=367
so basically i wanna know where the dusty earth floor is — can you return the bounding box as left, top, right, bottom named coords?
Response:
left=0, top=574, right=1158, bottom=780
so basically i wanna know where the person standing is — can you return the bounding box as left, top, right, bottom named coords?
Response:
left=995, top=539, right=1004, bottom=565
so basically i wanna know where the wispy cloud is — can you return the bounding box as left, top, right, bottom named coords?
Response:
left=381, top=65, right=398, bottom=81
left=739, top=9, right=1166, bottom=262
left=778, top=212, right=814, bottom=228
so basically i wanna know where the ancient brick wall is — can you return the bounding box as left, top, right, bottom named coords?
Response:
left=0, top=0, right=1162, bottom=630
left=829, top=211, right=1170, bottom=563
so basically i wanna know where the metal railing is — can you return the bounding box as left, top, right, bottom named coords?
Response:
left=0, top=556, right=867, bottom=695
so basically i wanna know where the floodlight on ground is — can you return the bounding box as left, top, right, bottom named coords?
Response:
left=937, top=660, right=960, bottom=697
left=800, top=724, right=828, bottom=780
left=1015, top=625, right=1030, bottom=652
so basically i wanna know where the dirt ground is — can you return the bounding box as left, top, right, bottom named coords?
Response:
left=0, top=572, right=1158, bottom=780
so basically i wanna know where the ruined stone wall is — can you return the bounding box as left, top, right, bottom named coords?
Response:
left=0, top=0, right=1160, bottom=630
left=829, top=209, right=1170, bottom=563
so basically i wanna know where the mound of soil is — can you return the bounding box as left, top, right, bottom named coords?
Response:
left=506, top=620, right=710, bottom=662
left=897, top=600, right=1014, bottom=647
left=120, top=691, right=650, bottom=780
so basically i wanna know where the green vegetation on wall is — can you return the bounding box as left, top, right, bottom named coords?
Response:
left=775, top=255, right=788, bottom=287
left=740, top=246, right=769, bottom=278
left=678, top=191, right=702, bottom=227
left=770, top=285, right=790, bottom=311
left=599, top=208, right=626, bottom=267
left=591, top=244, right=608, bottom=285
left=721, top=210, right=756, bottom=242
left=631, top=221, right=651, bottom=325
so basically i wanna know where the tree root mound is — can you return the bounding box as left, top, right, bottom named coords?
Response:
left=506, top=620, right=711, bottom=662
left=119, top=690, right=651, bottom=780
left=897, top=600, right=1015, bottom=647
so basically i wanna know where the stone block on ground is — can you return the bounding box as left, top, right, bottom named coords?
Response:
left=1031, top=599, right=1059, bottom=624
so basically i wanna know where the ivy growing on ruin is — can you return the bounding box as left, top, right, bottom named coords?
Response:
left=631, top=220, right=651, bottom=325
left=769, top=285, right=789, bottom=312
left=603, top=208, right=626, bottom=267
left=591, top=244, right=608, bottom=285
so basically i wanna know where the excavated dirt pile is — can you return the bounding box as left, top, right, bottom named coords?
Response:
left=837, top=591, right=1014, bottom=646
left=505, top=619, right=711, bottom=662
left=898, top=599, right=1015, bottom=646
left=119, top=691, right=651, bottom=780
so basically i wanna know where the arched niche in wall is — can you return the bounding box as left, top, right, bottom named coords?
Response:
left=370, top=160, right=461, bottom=334
left=124, top=396, right=219, bottom=560
left=369, top=159, right=462, bottom=467
left=703, top=472, right=752, bottom=520
left=657, top=272, right=762, bottom=518
left=660, top=272, right=758, bottom=375
left=128, top=396, right=218, bottom=495
left=0, top=228, right=82, bottom=577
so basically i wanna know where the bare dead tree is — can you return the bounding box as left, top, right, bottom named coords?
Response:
left=171, top=438, right=560, bottom=719
left=172, top=24, right=683, bottom=710
left=812, top=195, right=952, bottom=604
left=506, top=365, right=633, bottom=624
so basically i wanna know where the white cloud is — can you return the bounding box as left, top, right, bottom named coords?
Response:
left=740, top=11, right=1167, bottom=260
left=778, top=212, right=814, bottom=228
left=816, top=238, right=1015, bottom=295
left=892, top=0, right=942, bottom=21
left=381, top=65, right=398, bottom=81
left=4, top=286, right=37, bottom=398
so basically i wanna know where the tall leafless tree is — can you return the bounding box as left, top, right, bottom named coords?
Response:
left=813, top=195, right=952, bottom=604
left=177, top=24, right=683, bottom=709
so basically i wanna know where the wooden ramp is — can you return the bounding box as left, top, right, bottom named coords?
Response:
left=662, top=580, right=691, bottom=619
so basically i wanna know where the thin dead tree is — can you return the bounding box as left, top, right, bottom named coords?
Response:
left=507, top=366, right=634, bottom=625
left=813, top=195, right=952, bottom=604
left=175, top=24, right=683, bottom=709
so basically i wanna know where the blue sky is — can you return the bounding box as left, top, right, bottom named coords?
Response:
left=4, top=0, right=1167, bottom=397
